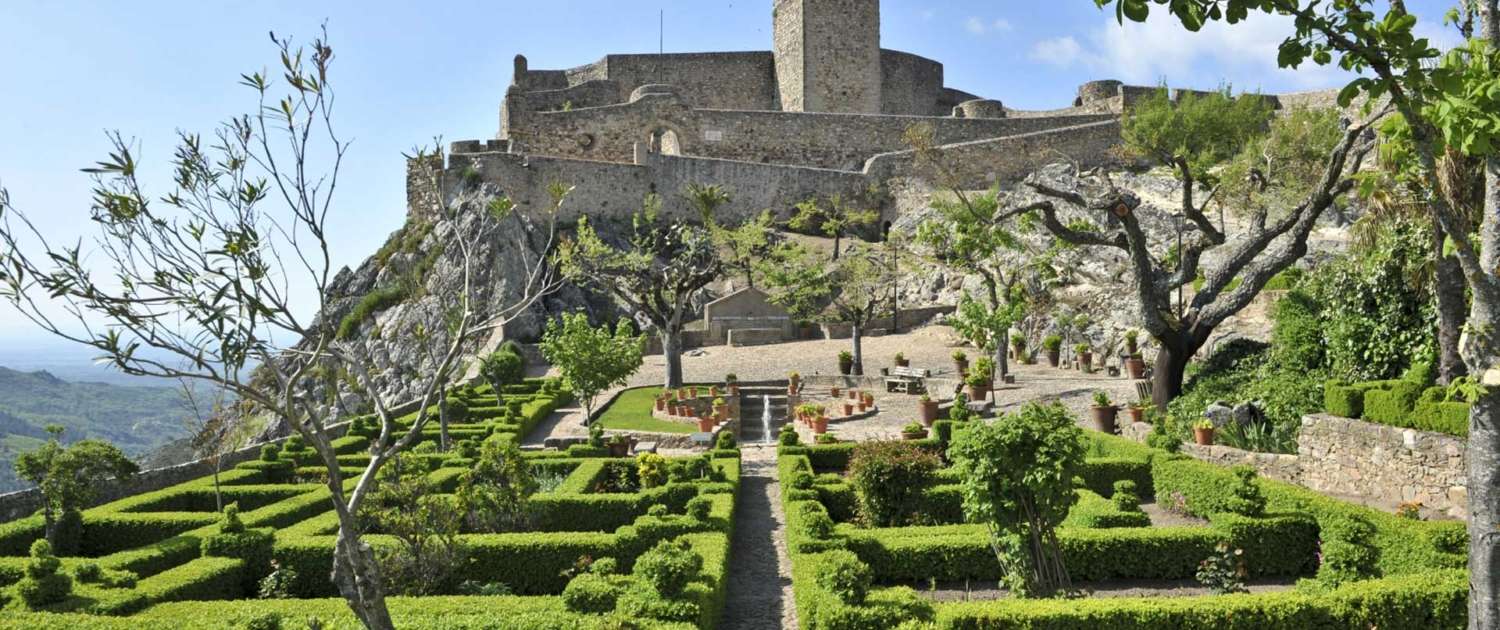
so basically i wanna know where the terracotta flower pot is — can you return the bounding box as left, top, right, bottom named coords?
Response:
left=831, top=386, right=841, bottom=397
left=675, top=389, right=686, bottom=401
left=655, top=398, right=666, bottom=412
left=689, top=387, right=698, bottom=399
left=1127, top=406, right=1146, bottom=424
left=967, top=384, right=988, bottom=401
left=709, top=386, right=720, bottom=397
left=729, top=384, right=739, bottom=396
left=1047, top=350, right=1060, bottom=367
left=1126, top=358, right=1146, bottom=380
left=918, top=400, right=939, bottom=425
left=843, top=403, right=855, bottom=416
left=1080, top=352, right=1093, bottom=371
left=1194, top=427, right=1215, bottom=446
left=813, top=417, right=829, bottom=435
left=858, top=402, right=868, bottom=413
left=1090, top=405, right=1118, bottom=434
left=697, top=417, right=716, bottom=432
left=895, top=357, right=910, bottom=368
left=713, top=405, right=727, bottom=421
left=608, top=441, right=630, bottom=458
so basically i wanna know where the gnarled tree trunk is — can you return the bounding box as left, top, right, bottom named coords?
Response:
left=1434, top=248, right=1468, bottom=384
left=851, top=321, right=865, bottom=376
left=662, top=328, right=684, bottom=389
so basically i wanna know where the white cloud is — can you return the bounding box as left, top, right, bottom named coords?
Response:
left=1029, top=12, right=1358, bottom=90
left=965, top=16, right=1014, bottom=36
left=1030, top=36, right=1088, bottom=68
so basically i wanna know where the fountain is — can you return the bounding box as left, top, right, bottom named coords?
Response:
left=761, top=394, right=773, bottom=445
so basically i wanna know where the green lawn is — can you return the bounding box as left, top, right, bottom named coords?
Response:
left=596, top=386, right=699, bottom=434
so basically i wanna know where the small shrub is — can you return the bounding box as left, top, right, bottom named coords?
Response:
left=590, top=557, right=619, bottom=575
left=1146, top=418, right=1181, bottom=453
left=815, top=550, right=873, bottom=605
left=778, top=424, right=800, bottom=446
left=16, top=539, right=71, bottom=609
left=1111, top=480, right=1142, bottom=513
left=637, top=453, right=669, bottom=489
left=562, top=573, right=621, bottom=614
left=243, top=613, right=286, bottom=630
left=1395, top=501, right=1423, bottom=520
left=847, top=441, right=940, bottom=527
left=685, top=497, right=712, bottom=522
left=802, top=507, right=835, bottom=540
left=816, top=433, right=839, bottom=444
left=1225, top=466, right=1266, bottom=517
left=73, top=561, right=102, bottom=583
left=284, top=434, right=305, bottom=451
left=1196, top=542, right=1248, bottom=594
left=260, top=444, right=280, bottom=462
left=1318, top=515, right=1379, bottom=586
left=647, top=504, right=669, bottom=518
left=949, top=392, right=974, bottom=423
left=632, top=539, right=703, bottom=597
left=258, top=559, right=298, bottom=599
left=715, top=431, right=737, bottom=450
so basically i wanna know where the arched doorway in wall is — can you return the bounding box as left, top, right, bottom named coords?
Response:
left=649, top=127, right=682, bottom=156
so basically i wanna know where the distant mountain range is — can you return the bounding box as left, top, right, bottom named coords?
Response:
left=0, top=366, right=194, bottom=493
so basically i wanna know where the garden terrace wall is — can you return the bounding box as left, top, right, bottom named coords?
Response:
left=1125, top=413, right=1468, bottom=519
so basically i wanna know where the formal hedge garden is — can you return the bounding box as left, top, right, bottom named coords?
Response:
left=778, top=421, right=1468, bottom=629
left=0, top=377, right=743, bottom=629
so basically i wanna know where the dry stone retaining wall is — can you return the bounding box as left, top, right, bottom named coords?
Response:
left=1125, top=413, right=1468, bottom=518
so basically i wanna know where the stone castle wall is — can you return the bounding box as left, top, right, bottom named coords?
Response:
left=506, top=90, right=1115, bottom=171
left=865, top=119, right=1126, bottom=189
left=879, top=50, right=947, bottom=116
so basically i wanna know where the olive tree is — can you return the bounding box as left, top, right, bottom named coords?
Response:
left=13, top=426, right=138, bottom=554
left=762, top=242, right=892, bottom=375
left=0, top=29, right=561, bottom=629
left=788, top=191, right=879, bottom=261
left=981, top=91, right=1370, bottom=409
left=1091, top=1, right=1500, bottom=624
left=558, top=195, right=721, bottom=389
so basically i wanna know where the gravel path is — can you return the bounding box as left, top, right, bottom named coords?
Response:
left=721, top=446, right=799, bottom=630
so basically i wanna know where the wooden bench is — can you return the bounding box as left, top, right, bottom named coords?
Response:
left=884, top=366, right=931, bottom=394
left=1135, top=380, right=1153, bottom=405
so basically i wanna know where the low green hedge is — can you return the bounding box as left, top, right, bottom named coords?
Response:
left=935, top=569, right=1466, bottom=629
left=1062, top=490, right=1151, bottom=529
left=1153, top=454, right=1465, bottom=576
left=78, top=513, right=222, bottom=557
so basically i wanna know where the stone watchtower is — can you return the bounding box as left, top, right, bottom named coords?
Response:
left=772, top=0, right=882, bottom=114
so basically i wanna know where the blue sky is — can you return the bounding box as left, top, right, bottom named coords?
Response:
left=0, top=0, right=1460, bottom=352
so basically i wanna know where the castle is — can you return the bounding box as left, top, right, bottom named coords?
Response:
left=413, top=0, right=1328, bottom=226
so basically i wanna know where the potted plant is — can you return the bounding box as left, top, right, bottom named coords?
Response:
left=1125, top=353, right=1147, bottom=380
left=607, top=434, right=631, bottom=458
left=788, top=372, right=801, bottom=395
left=1042, top=335, right=1063, bottom=367
left=838, top=350, right=854, bottom=375
left=843, top=401, right=855, bottom=416
left=862, top=391, right=874, bottom=406
left=1193, top=419, right=1216, bottom=446
left=965, top=371, right=990, bottom=401
left=1124, top=330, right=1139, bottom=356
left=1075, top=343, right=1093, bottom=373
left=1127, top=401, right=1150, bottom=424
left=689, top=386, right=699, bottom=399
left=675, top=388, right=686, bottom=401
left=712, top=398, right=728, bottom=421
left=1010, top=333, right=1026, bottom=360
left=812, top=413, right=829, bottom=435
left=901, top=422, right=928, bottom=440
left=709, top=385, right=720, bottom=397
left=918, top=393, right=939, bottom=426
left=847, top=388, right=859, bottom=400
left=697, top=414, right=717, bottom=432
left=894, top=352, right=909, bottom=368
left=952, top=350, right=969, bottom=375
left=831, top=385, right=842, bottom=398
left=726, top=373, right=739, bottom=396
left=655, top=396, right=667, bottom=412
left=1090, top=391, right=1118, bottom=434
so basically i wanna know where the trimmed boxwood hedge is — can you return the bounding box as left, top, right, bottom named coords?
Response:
left=780, top=429, right=1466, bottom=630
